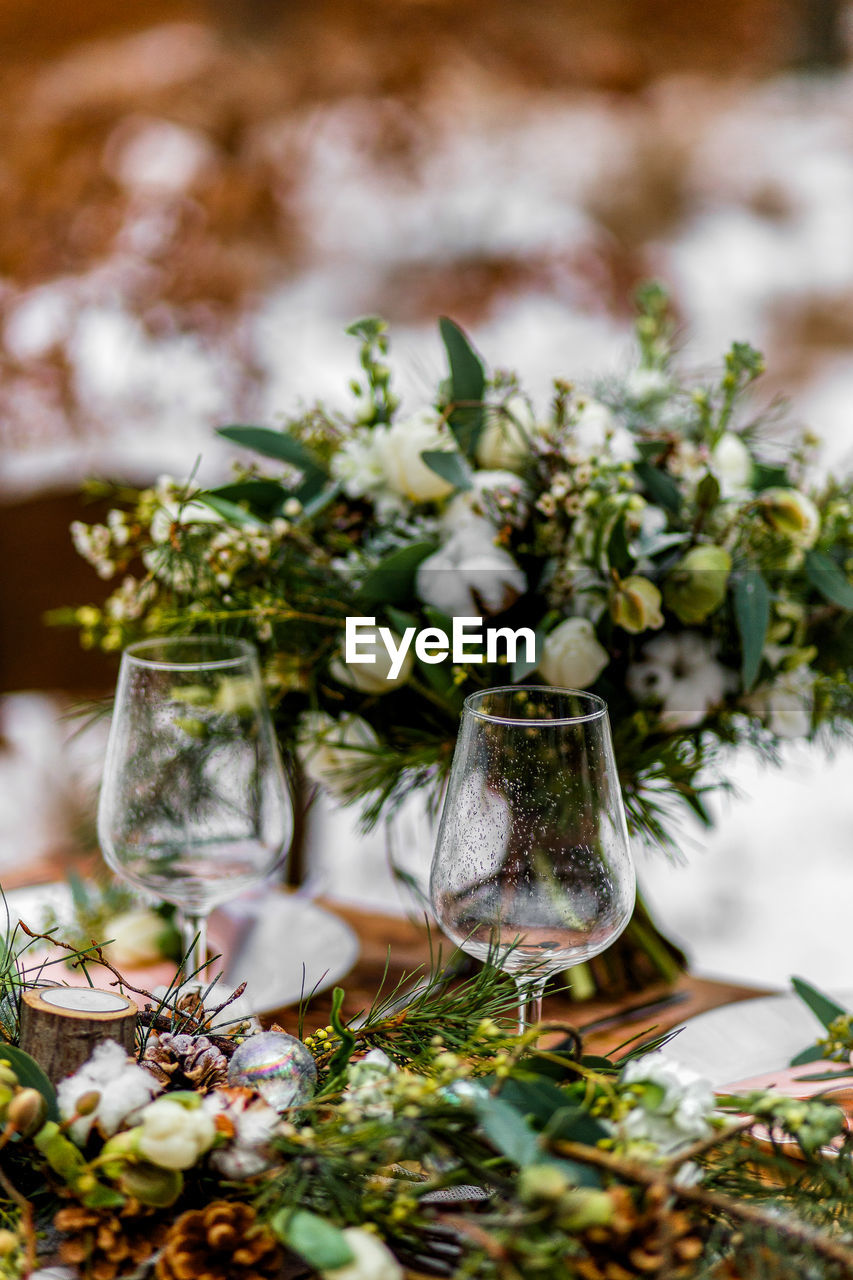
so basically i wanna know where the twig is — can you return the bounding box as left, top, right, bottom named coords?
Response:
left=555, top=1140, right=853, bottom=1269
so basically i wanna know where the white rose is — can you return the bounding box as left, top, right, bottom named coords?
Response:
left=378, top=409, right=457, bottom=502
left=298, top=712, right=379, bottom=795
left=710, top=432, right=753, bottom=498
left=416, top=519, right=526, bottom=616
left=330, top=626, right=414, bottom=693
left=539, top=617, right=609, bottom=689
left=102, top=907, right=166, bottom=967
left=476, top=397, right=532, bottom=472
left=137, top=1097, right=216, bottom=1170
left=322, top=1227, right=403, bottom=1280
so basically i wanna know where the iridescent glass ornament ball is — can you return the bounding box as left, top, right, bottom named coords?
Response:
left=228, top=1031, right=317, bottom=1111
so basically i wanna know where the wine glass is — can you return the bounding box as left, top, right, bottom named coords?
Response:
left=97, top=635, right=293, bottom=985
left=429, top=686, right=636, bottom=1034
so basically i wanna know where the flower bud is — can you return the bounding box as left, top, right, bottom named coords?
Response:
left=0, top=1084, right=14, bottom=1121
left=0, top=1229, right=18, bottom=1257
left=7, top=1088, right=48, bottom=1137
left=0, top=1062, right=18, bottom=1089
left=519, top=1163, right=571, bottom=1204
left=74, top=1090, right=102, bottom=1117
left=663, top=545, right=731, bottom=624
left=558, top=1188, right=616, bottom=1232
left=759, top=488, right=820, bottom=547
left=539, top=617, right=609, bottom=689
left=610, top=576, right=664, bottom=634
left=118, top=1160, right=183, bottom=1207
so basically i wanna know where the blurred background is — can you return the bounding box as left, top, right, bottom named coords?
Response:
left=1, top=0, right=852, bottom=988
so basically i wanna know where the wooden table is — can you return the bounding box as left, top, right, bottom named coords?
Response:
left=268, top=900, right=771, bottom=1055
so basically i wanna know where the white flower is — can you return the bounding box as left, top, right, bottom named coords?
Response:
left=298, top=712, right=379, bottom=795
left=57, top=1040, right=162, bottom=1144
left=624, top=368, right=671, bottom=404
left=415, top=519, right=526, bottom=616
left=710, top=432, right=753, bottom=498
left=573, top=399, right=635, bottom=463
left=441, top=470, right=527, bottom=531
left=476, top=397, right=532, bottom=472
left=330, top=625, right=414, bottom=693
left=627, top=632, right=731, bottom=729
left=137, top=1096, right=216, bottom=1170
left=539, top=617, right=609, bottom=689
left=341, top=1049, right=399, bottom=1120
left=331, top=429, right=390, bottom=503
left=101, top=907, right=166, bottom=967
left=757, top=666, right=815, bottom=738
left=203, top=1088, right=280, bottom=1179
left=148, top=476, right=222, bottom=544
left=619, top=1052, right=715, bottom=1155
left=322, top=1227, right=404, bottom=1280
left=377, top=409, right=458, bottom=502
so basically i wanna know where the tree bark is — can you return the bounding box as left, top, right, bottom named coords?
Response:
left=19, top=987, right=137, bottom=1085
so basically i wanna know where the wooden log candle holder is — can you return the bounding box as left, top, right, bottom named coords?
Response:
left=20, top=987, right=138, bottom=1084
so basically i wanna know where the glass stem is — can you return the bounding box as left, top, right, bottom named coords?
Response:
left=515, top=975, right=547, bottom=1037
left=181, top=912, right=208, bottom=987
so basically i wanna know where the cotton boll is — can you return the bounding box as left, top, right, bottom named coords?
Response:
left=415, top=521, right=526, bottom=616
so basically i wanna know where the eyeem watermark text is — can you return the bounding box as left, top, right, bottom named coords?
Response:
left=345, top=616, right=536, bottom=679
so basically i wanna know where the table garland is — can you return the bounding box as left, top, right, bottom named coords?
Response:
left=0, top=924, right=850, bottom=1280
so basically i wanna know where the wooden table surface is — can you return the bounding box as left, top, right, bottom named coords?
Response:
left=270, top=899, right=771, bottom=1056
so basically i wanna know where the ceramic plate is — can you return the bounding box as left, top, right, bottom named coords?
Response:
left=668, top=989, right=853, bottom=1090
left=1, top=883, right=359, bottom=1018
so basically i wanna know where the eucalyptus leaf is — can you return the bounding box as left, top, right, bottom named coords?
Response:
left=420, top=449, right=473, bottom=491
left=805, top=550, right=853, bottom=610
left=472, top=1093, right=598, bottom=1185
left=634, top=461, right=682, bottom=514
left=789, top=1044, right=831, bottom=1067
left=209, top=479, right=290, bottom=515
left=272, top=1209, right=354, bottom=1272
left=357, top=542, right=438, bottom=605
left=195, top=494, right=265, bottom=528
left=791, top=976, right=849, bottom=1031
left=751, top=462, right=790, bottom=492
left=629, top=530, right=690, bottom=560
left=218, top=425, right=327, bottom=481
left=439, top=316, right=485, bottom=458
left=733, top=569, right=770, bottom=691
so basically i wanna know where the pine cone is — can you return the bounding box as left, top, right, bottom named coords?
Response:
left=143, top=1031, right=229, bottom=1091
left=54, top=1199, right=168, bottom=1280
left=155, top=1199, right=283, bottom=1280
left=574, top=1184, right=704, bottom=1280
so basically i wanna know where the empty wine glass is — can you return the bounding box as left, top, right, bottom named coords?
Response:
left=430, top=686, right=635, bottom=1034
left=97, top=635, right=293, bottom=984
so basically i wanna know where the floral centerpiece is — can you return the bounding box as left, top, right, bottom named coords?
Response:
left=63, top=285, right=853, bottom=990
left=0, top=926, right=851, bottom=1280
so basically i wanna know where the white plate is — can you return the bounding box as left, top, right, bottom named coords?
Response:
left=668, top=989, right=853, bottom=1088
left=1, top=883, right=360, bottom=1018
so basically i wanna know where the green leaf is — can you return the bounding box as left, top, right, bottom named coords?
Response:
left=789, top=1044, right=829, bottom=1067
left=325, top=987, right=357, bottom=1081
left=218, top=425, right=327, bottom=481
left=195, top=494, right=265, bottom=528
left=805, top=550, right=853, bottom=610
left=357, top=542, right=438, bottom=605
left=496, top=1077, right=575, bottom=1127
left=272, top=1209, right=354, bottom=1272
left=82, top=1185, right=126, bottom=1209
left=733, top=569, right=770, bottom=692
left=544, top=1105, right=609, bottom=1146
left=751, top=463, right=789, bottom=492
left=209, top=479, right=290, bottom=515
left=473, top=1094, right=598, bottom=1185
left=634, top=461, right=682, bottom=514
left=791, top=976, right=849, bottom=1031
left=511, top=625, right=544, bottom=682
left=439, top=316, right=485, bottom=458
left=473, top=1092, right=545, bottom=1167
left=0, top=1045, right=58, bottom=1121
left=696, top=472, right=720, bottom=510
left=606, top=515, right=632, bottom=577
left=420, top=449, right=473, bottom=491
left=629, top=530, right=690, bottom=560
